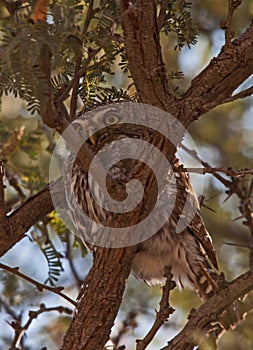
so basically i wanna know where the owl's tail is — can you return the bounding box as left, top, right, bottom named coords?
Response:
left=193, top=263, right=244, bottom=330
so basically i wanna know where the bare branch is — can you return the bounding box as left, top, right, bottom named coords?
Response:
left=69, top=53, right=82, bottom=121
left=0, top=160, right=7, bottom=228
left=121, top=0, right=176, bottom=112
left=221, top=0, right=243, bottom=44
left=57, top=48, right=102, bottom=106
left=161, top=270, right=253, bottom=350
left=136, top=267, right=175, bottom=350
left=177, top=166, right=253, bottom=177
left=10, top=304, right=72, bottom=350
left=0, top=262, right=76, bottom=307
left=182, top=144, right=253, bottom=268
left=112, top=311, right=138, bottom=348
left=0, top=295, right=20, bottom=321
left=61, top=247, right=136, bottom=350
left=0, top=179, right=62, bottom=258
left=157, top=0, right=169, bottom=32
left=5, top=170, right=26, bottom=203
left=220, top=85, right=253, bottom=104
left=82, top=0, right=95, bottom=34
left=65, top=232, right=83, bottom=288
left=181, top=22, right=253, bottom=125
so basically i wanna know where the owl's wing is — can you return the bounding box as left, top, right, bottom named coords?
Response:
left=175, top=169, right=218, bottom=270
left=189, top=211, right=218, bottom=269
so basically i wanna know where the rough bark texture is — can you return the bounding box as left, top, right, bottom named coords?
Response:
left=0, top=185, right=53, bottom=256
left=121, top=0, right=176, bottom=111
left=0, top=179, right=64, bottom=257
left=61, top=247, right=136, bottom=350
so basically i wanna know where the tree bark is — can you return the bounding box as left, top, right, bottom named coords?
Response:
left=61, top=247, right=136, bottom=350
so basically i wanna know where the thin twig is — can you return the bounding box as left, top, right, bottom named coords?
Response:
left=222, top=85, right=253, bottom=103
left=70, top=55, right=82, bottom=120
left=10, top=303, right=72, bottom=349
left=157, top=0, right=169, bottom=32
left=0, top=295, right=20, bottom=321
left=5, top=170, right=26, bottom=202
left=0, top=160, right=6, bottom=222
left=57, top=47, right=102, bottom=104
left=83, top=0, right=95, bottom=34
left=180, top=145, right=233, bottom=188
left=182, top=144, right=253, bottom=269
left=221, top=0, right=242, bottom=44
left=65, top=232, right=83, bottom=288
left=0, top=262, right=77, bottom=307
left=177, top=166, right=253, bottom=177
left=112, top=311, right=138, bottom=348
left=136, top=267, right=175, bottom=350
left=0, top=160, right=9, bottom=237
left=201, top=85, right=253, bottom=113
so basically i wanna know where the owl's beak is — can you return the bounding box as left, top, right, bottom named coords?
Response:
left=88, top=128, right=97, bottom=145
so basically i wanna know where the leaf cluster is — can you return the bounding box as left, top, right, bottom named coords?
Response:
left=0, top=0, right=127, bottom=116
left=32, top=225, right=64, bottom=286
left=159, top=0, right=199, bottom=49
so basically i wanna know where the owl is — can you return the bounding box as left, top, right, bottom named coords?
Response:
left=63, top=102, right=219, bottom=301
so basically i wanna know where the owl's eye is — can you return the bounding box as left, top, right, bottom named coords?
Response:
left=103, top=114, right=121, bottom=125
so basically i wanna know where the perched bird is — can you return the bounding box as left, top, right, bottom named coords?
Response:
left=63, top=102, right=219, bottom=302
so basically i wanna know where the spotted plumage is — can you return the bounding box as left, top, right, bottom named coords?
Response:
left=63, top=102, right=219, bottom=301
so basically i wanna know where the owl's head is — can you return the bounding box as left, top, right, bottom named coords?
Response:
left=71, top=103, right=151, bottom=151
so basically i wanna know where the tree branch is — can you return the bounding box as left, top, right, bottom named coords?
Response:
left=0, top=160, right=8, bottom=234
left=61, top=247, right=136, bottom=350
left=0, top=178, right=64, bottom=258
left=161, top=270, right=253, bottom=350
left=0, top=262, right=76, bottom=307
left=10, top=304, right=72, bottom=350
left=157, top=0, right=169, bottom=32
left=121, top=0, right=176, bottom=112
left=136, top=267, right=175, bottom=350
left=180, top=22, right=253, bottom=125
left=183, top=144, right=253, bottom=269
left=221, top=0, right=242, bottom=44
left=219, top=85, right=253, bottom=105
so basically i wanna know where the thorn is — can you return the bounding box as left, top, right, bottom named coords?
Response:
left=232, top=215, right=244, bottom=221
left=223, top=192, right=234, bottom=203
left=202, top=203, right=217, bottom=213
